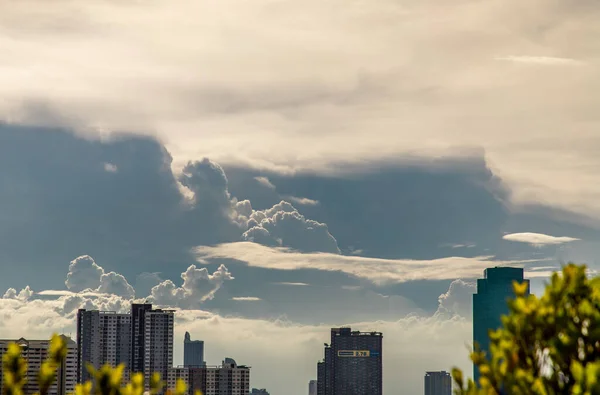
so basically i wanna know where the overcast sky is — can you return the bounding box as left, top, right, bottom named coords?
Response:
left=1, top=0, right=599, bottom=394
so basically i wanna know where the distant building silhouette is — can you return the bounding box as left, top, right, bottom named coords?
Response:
left=473, top=267, right=529, bottom=382
left=251, top=389, right=270, bottom=395
left=316, top=327, right=382, bottom=395
left=183, top=332, right=205, bottom=367
left=309, top=379, right=317, bottom=395
left=424, top=371, right=451, bottom=395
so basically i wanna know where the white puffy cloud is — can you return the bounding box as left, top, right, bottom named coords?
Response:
left=150, top=264, right=234, bottom=308
left=65, top=255, right=136, bottom=298
left=242, top=201, right=340, bottom=253
left=97, top=272, right=136, bottom=300
left=195, top=242, right=549, bottom=285
left=3, top=286, right=34, bottom=302
left=437, top=280, right=477, bottom=319
left=65, top=255, right=104, bottom=292
left=503, top=232, right=580, bottom=246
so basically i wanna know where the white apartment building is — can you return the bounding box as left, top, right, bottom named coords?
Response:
left=167, top=359, right=250, bottom=395
left=76, top=309, right=132, bottom=383
left=0, top=336, right=77, bottom=395
left=143, top=309, right=175, bottom=391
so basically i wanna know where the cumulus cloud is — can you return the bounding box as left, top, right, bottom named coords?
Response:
left=103, top=162, right=118, bottom=173
left=150, top=264, right=234, bottom=308
left=65, top=255, right=105, bottom=292
left=65, top=255, right=136, bottom=298
left=242, top=201, right=340, bottom=253
left=437, top=280, right=476, bottom=319
left=194, top=242, right=547, bottom=285
left=3, top=286, right=34, bottom=302
left=503, top=232, right=580, bottom=247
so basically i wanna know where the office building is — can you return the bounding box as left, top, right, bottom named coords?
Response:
left=424, top=371, right=451, bottom=395
left=0, top=336, right=77, bottom=395
left=184, top=332, right=205, bottom=367
left=76, top=309, right=132, bottom=383
left=167, top=359, right=250, bottom=395
left=316, top=361, right=326, bottom=395
left=316, top=327, right=383, bottom=395
left=473, top=267, right=529, bottom=382
left=143, top=308, right=175, bottom=391
left=309, top=379, right=317, bottom=395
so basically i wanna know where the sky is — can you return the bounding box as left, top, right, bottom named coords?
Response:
left=0, top=0, right=599, bottom=394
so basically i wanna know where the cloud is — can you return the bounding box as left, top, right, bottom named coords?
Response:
left=103, top=162, right=118, bottom=173
left=149, top=264, right=234, bottom=308
left=231, top=297, right=262, bottom=301
left=503, top=232, right=580, bottom=246
left=242, top=201, right=340, bottom=253
left=64, top=255, right=136, bottom=298
left=495, top=56, right=584, bottom=65
left=254, top=176, right=276, bottom=190
left=3, top=286, right=34, bottom=302
left=436, top=280, right=476, bottom=319
left=65, top=255, right=105, bottom=292
left=194, top=242, right=547, bottom=286
left=272, top=282, right=310, bottom=287
left=1, top=0, right=600, bottom=223
left=286, top=196, right=320, bottom=206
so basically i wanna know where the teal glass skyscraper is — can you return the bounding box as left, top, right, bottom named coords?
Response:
left=473, top=267, right=529, bottom=382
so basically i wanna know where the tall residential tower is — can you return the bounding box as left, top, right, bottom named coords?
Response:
left=424, top=371, right=451, bottom=395
left=183, top=332, right=204, bottom=367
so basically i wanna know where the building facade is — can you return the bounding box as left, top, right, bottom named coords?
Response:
left=0, top=336, right=77, bottom=395
left=473, top=267, right=529, bottom=382
left=309, top=379, right=318, bottom=395
left=424, top=371, right=451, bottom=395
left=183, top=332, right=205, bottom=367
left=316, top=327, right=383, bottom=395
left=131, top=303, right=153, bottom=375
left=143, top=308, right=175, bottom=390
left=76, top=309, right=132, bottom=383
left=167, top=359, right=250, bottom=395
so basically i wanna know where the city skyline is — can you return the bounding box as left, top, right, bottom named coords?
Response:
left=1, top=0, right=599, bottom=393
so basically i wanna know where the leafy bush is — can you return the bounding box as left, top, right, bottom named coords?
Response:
left=1, top=335, right=200, bottom=395
left=452, top=263, right=600, bottom=394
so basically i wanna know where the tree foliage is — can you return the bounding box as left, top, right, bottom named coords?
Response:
left=1, top=335, right=199, bottom=395
left=453, top=263, right=600, bottom=395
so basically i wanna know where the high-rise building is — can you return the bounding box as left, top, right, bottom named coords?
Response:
left=0, top=336, right=77, bottom=395
left=473, top=267, right=529, bottom=382
left=131, top=303, right=153, bottom=375
left=143, top=308, right=175, bottom=391
left=184, top=332, right=205, bottom=367
left=167, top=359, right=250, bottom=395
left=424, top=371, right=451, bottom=395
left=76, top=309, right=132, bottom=383
left=309, top=379, right=318, bottom=395
left=316, top=361, right=326, bottom=395
left=316, top=327, right=383, bottom=395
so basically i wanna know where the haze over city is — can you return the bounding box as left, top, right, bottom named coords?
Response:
left=1, top=0, right=599, bottom=394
